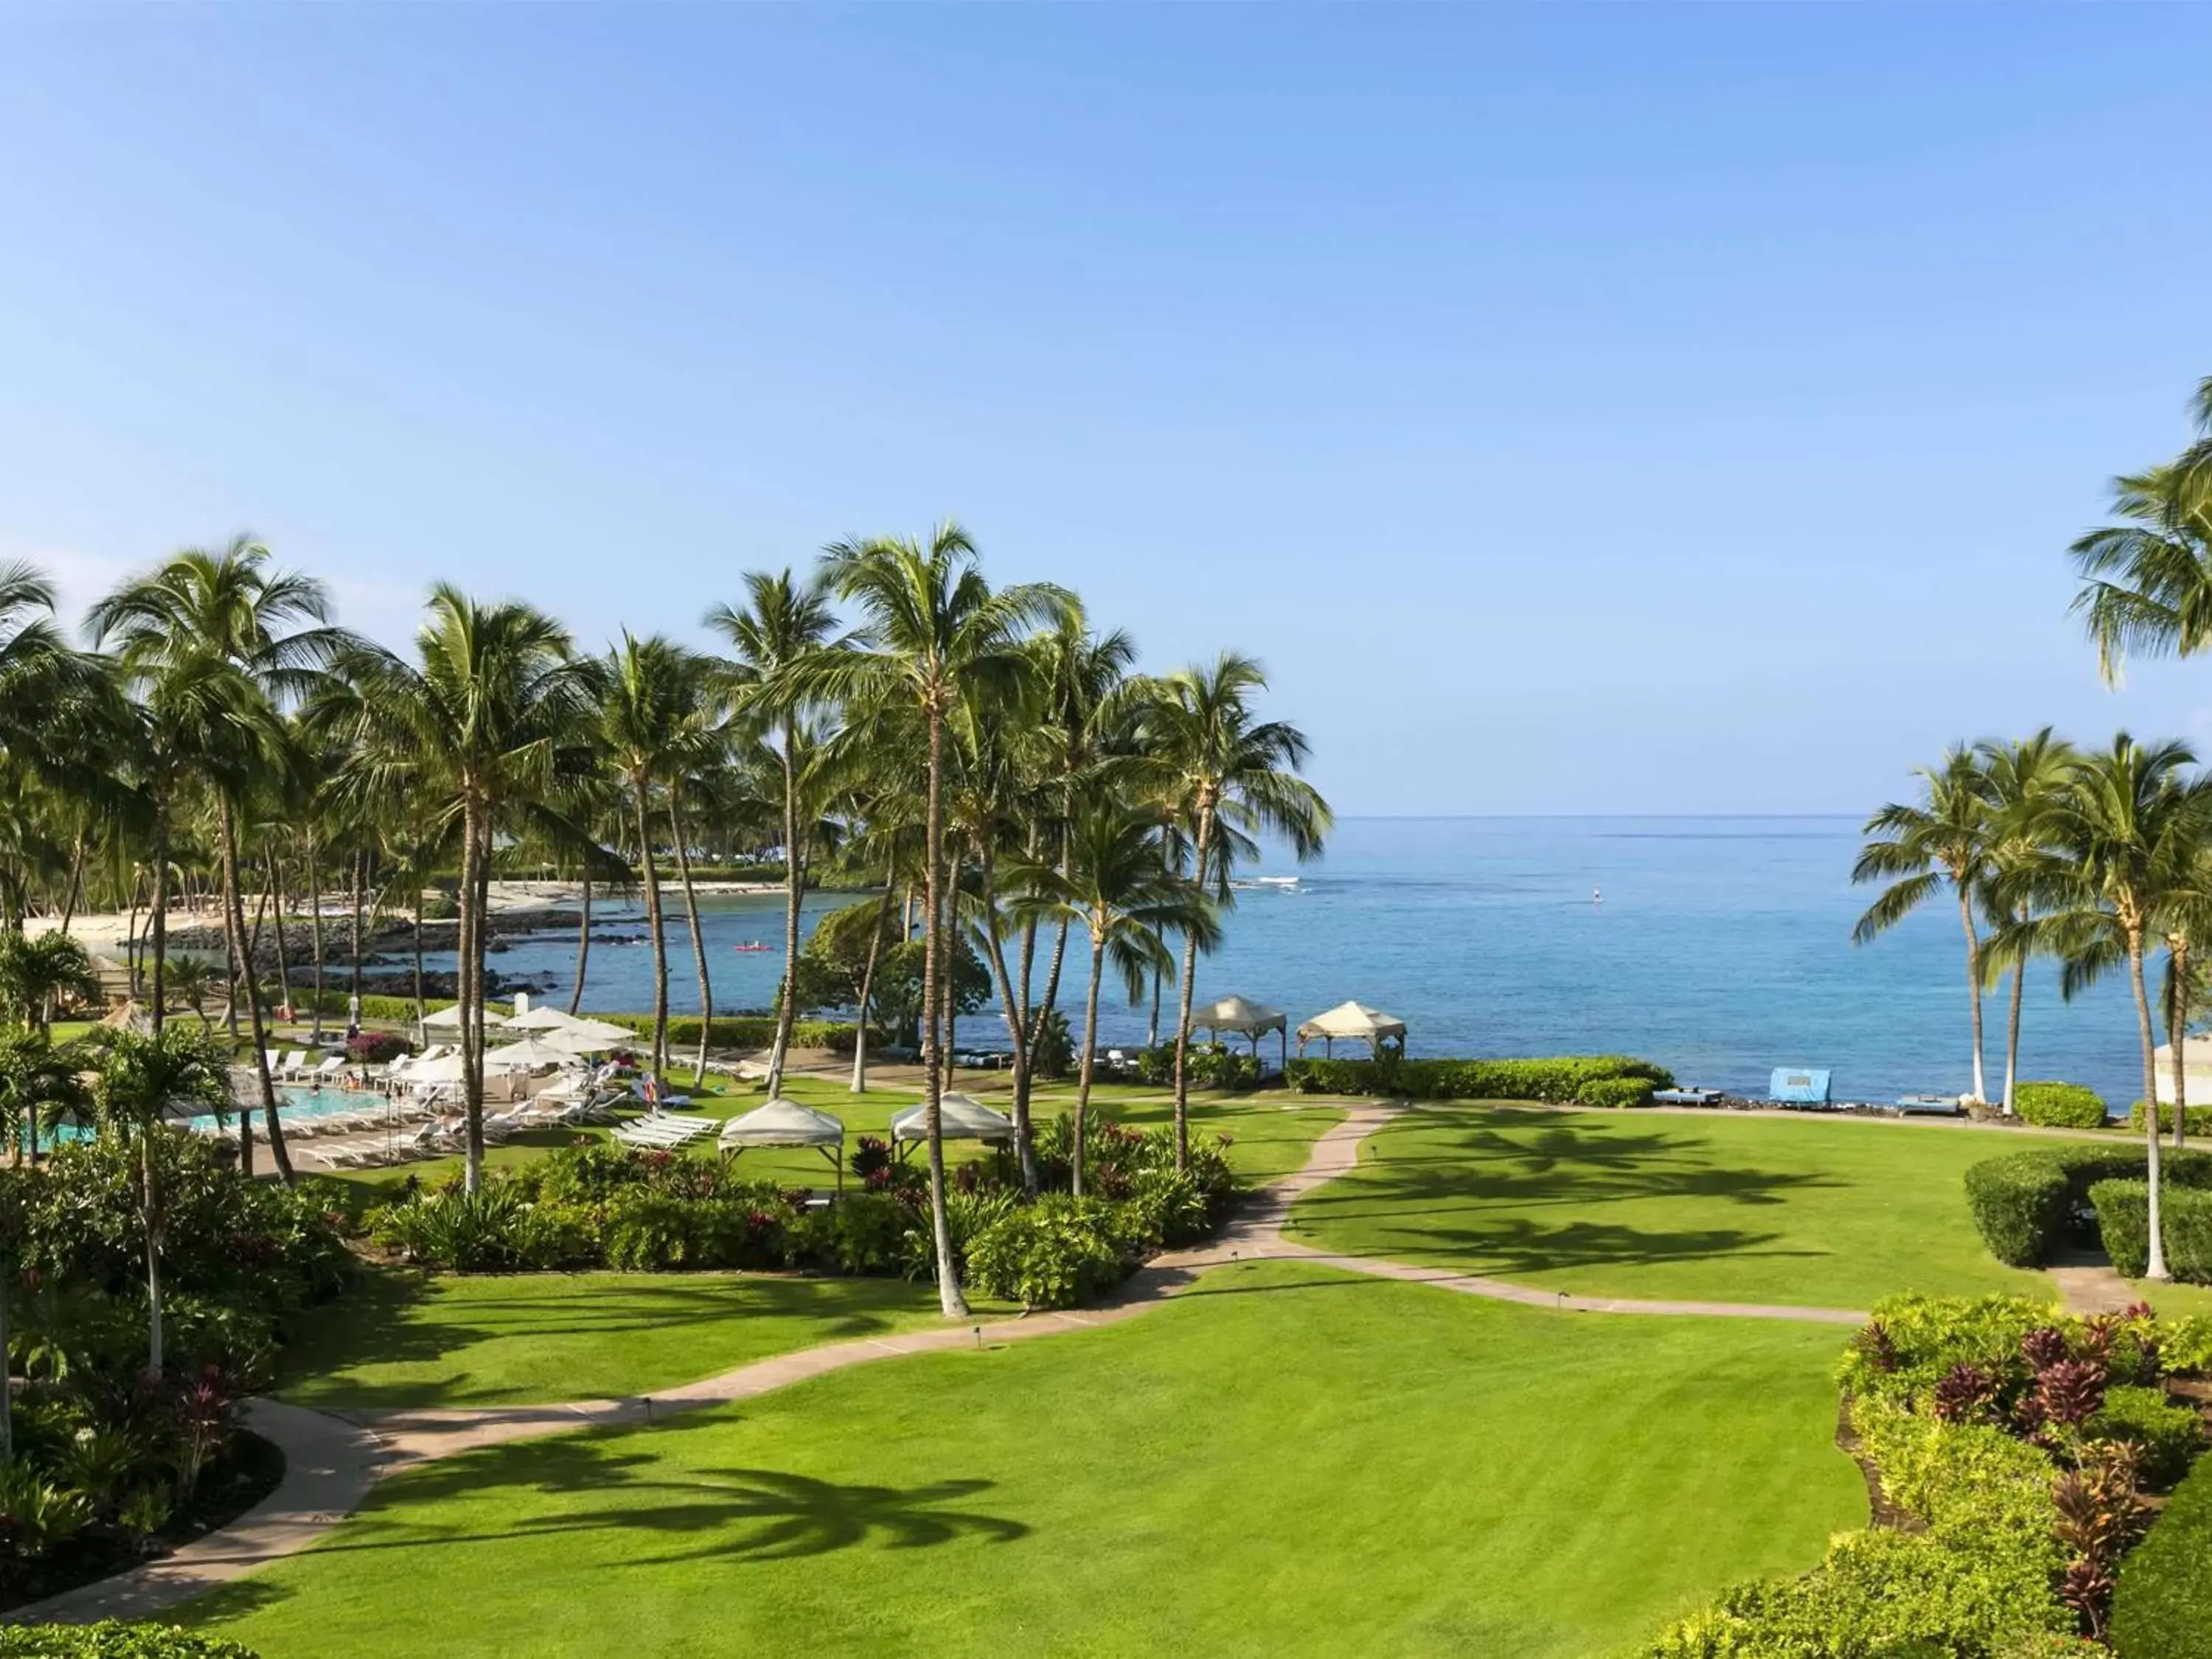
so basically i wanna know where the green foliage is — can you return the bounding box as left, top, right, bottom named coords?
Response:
left=591, top=1012, right=865, bottom=1054
left=1026, top=1006, right=1073, bottom=1082
left=0, top=1623, right=260, bottom=1657
left=2157, top=1314, right=2212, bottom=1375
left=1132, top=1044, right=1261, bottom=1091
left=964, top=1194, right=1138, bottom=1309
left=2111, top=1451, right=2212, bottom=1658
left=371, top=1186, right=535, bottom=1273
left=1284, top=1053, right=1673, bottom=1101
left=2090, top=1386, right=2204, bottom=1490
left=1580, top=1076, right=1659, bottom=1109
left=2014, top=1082, right=2110, bottom=1130
left=2128, top=1099, right=2212, bottom=1136
left=1963, top=1145, right=2212, bottom=1267
left=1645, top=1526, right=2070, bottom=1658
left=2087, top=1180, right=2212, bottom=1284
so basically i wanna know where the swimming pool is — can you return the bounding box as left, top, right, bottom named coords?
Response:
left=183, top=1084, right=402, bottom=1136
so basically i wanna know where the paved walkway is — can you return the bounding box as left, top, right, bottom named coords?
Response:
left=12, top=1098, right=1874, bottom=1625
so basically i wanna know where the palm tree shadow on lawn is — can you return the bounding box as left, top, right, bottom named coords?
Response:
left=277, top=1271, right=945, bottom=1408
left=1290, top=1111, right=1846, bottom=1277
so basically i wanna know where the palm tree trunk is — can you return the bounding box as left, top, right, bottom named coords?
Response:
left=0, top=1270, right=12, bottom=1460
left=1169, top=807, right=1214, bottom=1170
left=568, top=873, right=592, bottom=1015
left=851, top=881, right=894, bottom=1094
left=124, top=879, right=141, bottom=996
left=922, top=703, right=968, bottom=1318
left=142, top=1142, right=163, bottom=1374
left=2169, top=942, right=2188, bottom=1153
left=2002, top=901, right=2027, bottom=1116
left=978, top=897, right=1039, bottom=1194
left=766, top=729, right=804, bottom=1096
left=458, top=803, right=485, bottom=1193
left=149, top=813, right=169, bottom=1033
left=1147, top=967, right=1161, bottom=1048
left=1040, top=917, right=1071, bottom=1026
left=222, top=800, right=291, bottom=1183
left=305, top=830, right=325, bottom=1044
left=58, top=829, right=84, bottom=934
left=268, top=855, right=292, bottom=1019
left=411, top=872, right=426, bottom=1034
left=1076, top=930, right=1106, bottom=1197
left=1957, top=889, right=1987, bottom=1103
left=2126, top=934, right=2169, bottom=1281
left=635, top=782, right=670, bottom=1081
left=669, top=795, right=714, bottom=1088
left=349, top=849, right=364, bottom=1011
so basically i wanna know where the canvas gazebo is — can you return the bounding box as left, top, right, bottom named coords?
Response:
left=1295, top=1000, right=1408, bottom=1057
left=1193, top=995, right=1290, bottom=1072
left=888, top=1093, right=1015, bottom=1158
left=718, top=1097, right=847, bottom=1192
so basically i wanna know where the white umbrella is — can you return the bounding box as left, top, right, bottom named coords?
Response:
left=542, top=1019, right=638, bottom=1053
left=407, top=1049, right=520, bottom=1084
left=485, top=1033, right=585, bottom=1069
left=503, top=1004, right=581, bottom=1031
left=421, top=1002, right=467, bottom=1029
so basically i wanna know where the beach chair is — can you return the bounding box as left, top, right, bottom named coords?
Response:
left=262, top=1049, right=284, bottom=1077
left=305, top=1054, right=345, bottom=1085
left=276, top=1050, right=307, bottom=1079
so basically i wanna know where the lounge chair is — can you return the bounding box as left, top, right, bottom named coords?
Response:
left=305, top=1055, right=345, bottom=1085
left=1652, top=1088, right=1722, bottom=1106
left=262, top=1048, right=284, bottom=1077
left=276, top=1050, right=307, bottom=1079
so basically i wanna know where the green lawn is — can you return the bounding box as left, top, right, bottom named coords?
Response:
left=316, top=1077, right=1346, bottom=1200
left=2132, top=1278, right=2212, bottom=1318
left=192, top=1262, right=1862, bottom=1658
left=275, top=1268, right=953, bottom=1408
left=1288, top=1104, right=2055, bottom=1310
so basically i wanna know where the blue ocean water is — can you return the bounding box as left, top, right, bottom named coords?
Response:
left=451, top=817, right=2151, bottom=1109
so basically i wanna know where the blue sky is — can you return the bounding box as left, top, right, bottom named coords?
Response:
left=4, top=4, right=2211, bottom=815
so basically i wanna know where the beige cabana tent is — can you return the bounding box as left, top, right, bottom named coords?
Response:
left=1295, top=1000, right=1408, bottom=1057
left=1194, top=995, right=1290, bottom=1071
left=2152, top=1037, right=2212, bottom=1107
left=719, top=1097, right=847, bottom=1191
left=889, top=1093, right=1015, bottom=1150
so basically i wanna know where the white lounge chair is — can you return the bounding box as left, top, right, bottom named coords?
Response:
left=305, top=1055, right=344, bottom=1085
left=276, top=1050, right=307, bottom=1079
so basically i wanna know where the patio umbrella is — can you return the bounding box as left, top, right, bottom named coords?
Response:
left=485, top=1033, right=585, bottom=1069
left=503, top=1004, right=582, bottom=1032
left=406, top=1049, right=519, bottom=1084
left=420, top=1002, right=467, bottom=1029
left=541, top=1018, right=639, bottom=1053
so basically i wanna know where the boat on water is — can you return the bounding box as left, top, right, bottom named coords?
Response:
left=731, top=942, right=777, bottom=953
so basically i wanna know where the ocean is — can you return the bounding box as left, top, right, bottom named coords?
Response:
left=435, top=816, right=2152, bottom=1110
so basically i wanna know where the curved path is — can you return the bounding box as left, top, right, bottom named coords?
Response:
left=14, top=1099, right=1876, bottom=1626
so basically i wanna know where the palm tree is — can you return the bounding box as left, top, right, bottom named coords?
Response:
left=812, top=524, right=1073, bottom=1318
left=1141, top=653, right=1330, bottom=1167
left=596, top=633, right=717, bottom=1081
left=1010, top=806, right=1216, bottom=1194
left=319, top=586, right=597, bottom=1192
left=89, top=1025, right=232, bottom=1373
left=161, top=953, right=218, bottom=1032
left=1852, top=747, right=1998, bottom=1104
left=87, top=538, right=352, bottom=1183
left=0, top=933, right=99, bottom=1161
left=704, top=570, right=844, bottom=1096
left=1974, top=730, right=2075, bottom=1115
left=2026, top=735, right=2210, bottom=1281
left=2070, top=462, right=2212, bottom=686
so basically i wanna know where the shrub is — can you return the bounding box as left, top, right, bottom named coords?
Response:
left=964, top=1197, right=1133, bottom=1309
left=0, top=1624, right=262, bottom=1657
left=2158, top=1314, right=2212, bottom=1376
left=2111, top=1452, right=2212, bottom=1658
left=2088, top=1180, right=2212, bottom=1284
left=1284, top=1054, right=1672, bottom=1102
left=2128, top=1099, right=2212, bottom=1136
left=1644, top=1526, right=2071, bottom=1658
left=369, top=1186, right=532, bottom=1271
left=785, top=1194, right=923, bottom=1276
left=2015, top=1082, right=2110, bottom=1130
left=592, top=1013, right=868, bottom=1054
left=1579, top=1076, right=1658, bottom=1109
left=1964, top=1145, right=2212, bottom=1267
left=2091, top=1386, right=2204, bottom=1490
left=344, top=1030, right=408, bottom=1065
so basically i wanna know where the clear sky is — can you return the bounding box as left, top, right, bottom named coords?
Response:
left=4, top=4, right=2211, bottom=816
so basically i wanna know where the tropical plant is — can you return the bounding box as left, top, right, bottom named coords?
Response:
left=1975, top=728, right=2075, bottom=1114
left=316, top=586, right=597, bottom=1192
left=810, top=523, right=1074, bottom=1316
left=704, top=568, right=845, bottom=1095
left=1853, top=745, right=1998, bottom=1104
left=1138, top=652, right=1329, bottom=1166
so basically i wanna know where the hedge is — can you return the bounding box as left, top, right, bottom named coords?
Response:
left=0, top=1624, right=260, bottom=1656
left=2013, top=1081, right=2109, bottom=1130
left=286, top=989, right=505, bottom=1023
left=2128, top=1099, right=2212, bottom=1137
left=2112, top=1450, right=2212, bottom=1658
left=1284, top=1054, right=1673, bottom=1103
left=1963, top=1144, right=2212, bottom=1267
left=590, top=1013, right=869, bottom=1054
left=2088, top=1180, right=2212, bottom=1284
left=1579, top=1076, right=1658, bottom=1109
